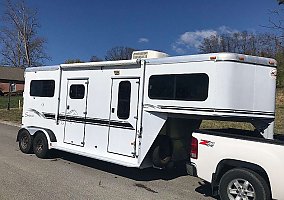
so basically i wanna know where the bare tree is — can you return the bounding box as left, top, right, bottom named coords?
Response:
left=105, top=46, right=136, bottom=61
left=0, top=0, right=50, bottom=68
left=199, top=31, right=282, bottom=57
left=199, top=31, right=284, bottom=87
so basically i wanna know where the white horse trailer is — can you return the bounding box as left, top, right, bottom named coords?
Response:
left=17, top=51, right=277, bottom=169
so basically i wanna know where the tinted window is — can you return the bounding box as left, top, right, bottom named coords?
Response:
left=117, top=81, right=131, bottom=119
left=69, top=84, right=85, bottom=99
left=30, top=80, right=55, bottom=97
left=149, top=73, right=209, bottom=101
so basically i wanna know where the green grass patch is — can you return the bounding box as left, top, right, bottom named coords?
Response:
left=275, top=105, right=284, bottom=134
left=0, top=96, right=23, bottom=109
left=200, top=121, right=254, bottom=130
left=0, top=96, right=23, bottom=124
left=0, top=108, right=22, bottom=124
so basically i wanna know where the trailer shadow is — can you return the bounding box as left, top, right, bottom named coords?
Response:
left=48, top=150, right=216, bottom=198
left=50, top=150, right=188, bottom=181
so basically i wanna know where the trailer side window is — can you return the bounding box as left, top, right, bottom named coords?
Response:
left=149, top=73, right=209, bottom=101
left=30, top=80, right=55, bottom=97
left=69, top=84, right=85, bottom=99
left=117, top=81, right=131, bottom=120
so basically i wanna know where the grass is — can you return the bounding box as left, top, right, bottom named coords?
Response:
left=0, top=108, right=22, bottom=124
left=0, top=89, right=283, bottom=133
left=275, top=88, right=284, bottom=133
left=201, top=88, right=284, bottom=134
left=0, top=96, right=23, bottom=124
left=0, top=95, right=23, bottom=109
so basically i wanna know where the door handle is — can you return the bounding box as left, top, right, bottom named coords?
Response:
left=111, top=108, right=115, bottom=113
left=67, top=105, right=70, bottom=110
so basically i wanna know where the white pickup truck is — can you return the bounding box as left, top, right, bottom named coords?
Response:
left=187, top=129, right=284, bottom=200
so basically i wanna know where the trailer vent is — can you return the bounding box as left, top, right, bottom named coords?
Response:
left=132, top=50, right=168, bottom=59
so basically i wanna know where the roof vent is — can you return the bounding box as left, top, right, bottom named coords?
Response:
left=132, top=50, right=168, bottom=59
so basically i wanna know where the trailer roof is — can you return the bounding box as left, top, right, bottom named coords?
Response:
left=146, top=52, right=277, bottom=67
left=25, top=52, right=277, bottom=73
left=60, top=59, right=140, bottom=69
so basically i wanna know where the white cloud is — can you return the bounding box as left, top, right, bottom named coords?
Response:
left=172, top=44, right=186, bottom=54
left=138, top=38, right=149, bottom=43
left=172, top=26, right=238, bottom=54
left=179, top=30, right=217, bottom=48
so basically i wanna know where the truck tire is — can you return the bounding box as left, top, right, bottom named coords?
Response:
left=219, top=168, right=271, bottom=200
left=152, top=135, right=172, bottom=168
left=18, top=129, right=33, bottom=154
left=33, top=132, right=49, bottom=158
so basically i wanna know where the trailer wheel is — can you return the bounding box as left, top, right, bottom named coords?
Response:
left=33, top=132, right=49, bottom=158
left=152, top=135, right=172, bottom=168
left=18, top=129, right=33, bottom=153
left=219, top=168, right=270, bottom=200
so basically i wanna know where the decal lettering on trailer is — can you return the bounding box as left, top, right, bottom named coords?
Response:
left=199, top=139, right=215, bottom=147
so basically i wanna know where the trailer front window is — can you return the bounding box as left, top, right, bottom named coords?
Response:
left=149, top=73, right=209, bottom=101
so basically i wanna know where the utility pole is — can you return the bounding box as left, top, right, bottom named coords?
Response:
left=7, top=82, right=11, bottom=110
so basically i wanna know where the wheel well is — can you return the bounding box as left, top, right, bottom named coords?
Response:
left=33, top=130, right=45, bottom=139
left=18, top=127, right=57, bottom=142
left=211, top=159, right=271, bottom=195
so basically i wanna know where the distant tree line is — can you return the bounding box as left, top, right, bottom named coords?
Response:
left=199, top=31, right=284, bottom=88
left=64, top=46, right=136, bottom=64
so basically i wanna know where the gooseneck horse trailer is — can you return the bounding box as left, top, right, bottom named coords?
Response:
left=17, top=51, right=277, bottom=169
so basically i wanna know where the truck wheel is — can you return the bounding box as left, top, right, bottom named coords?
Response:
left=18, top=129, right=33, bottom=153
left=152, top=135, right=172, bottom=168
left=33, top=132, right=49, bottom=158
left=219, top=168, right=270, bottom=200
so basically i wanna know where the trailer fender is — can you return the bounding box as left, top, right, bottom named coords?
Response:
left=17, top=127, right=57, bottom=149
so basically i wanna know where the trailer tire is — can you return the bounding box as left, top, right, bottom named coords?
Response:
left=152, top=135, right=172, bottom=168
left=18, top=129, right=33, bottom=154
left=33, top=132, right=49, bottom=158
left=219, top=168, right=270, bottom=200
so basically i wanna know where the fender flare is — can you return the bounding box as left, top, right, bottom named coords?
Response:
left=17, top=126, right=57, bottom=149
left=211, top=159, right=271, bottom=196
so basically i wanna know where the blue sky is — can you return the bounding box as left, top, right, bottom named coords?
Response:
left=1, top=0, right=282, bottom=65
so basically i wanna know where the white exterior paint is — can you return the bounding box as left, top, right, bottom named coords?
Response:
left=21, top=52, right=277, bottom=169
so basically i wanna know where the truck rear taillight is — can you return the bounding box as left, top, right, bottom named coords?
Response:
left=190, top=137, right=198, bottom=159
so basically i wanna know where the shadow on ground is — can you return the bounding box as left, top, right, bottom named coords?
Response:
left=49, top=150, right=187, bottom=181
left=48, top=150, right=216, bottom=199
left=195, top=181, right=217, bottom=199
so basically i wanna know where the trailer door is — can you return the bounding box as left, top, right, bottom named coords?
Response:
left=108, top=78, right=139, bottom=157
left=64, top=79, right=88, bottom=146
